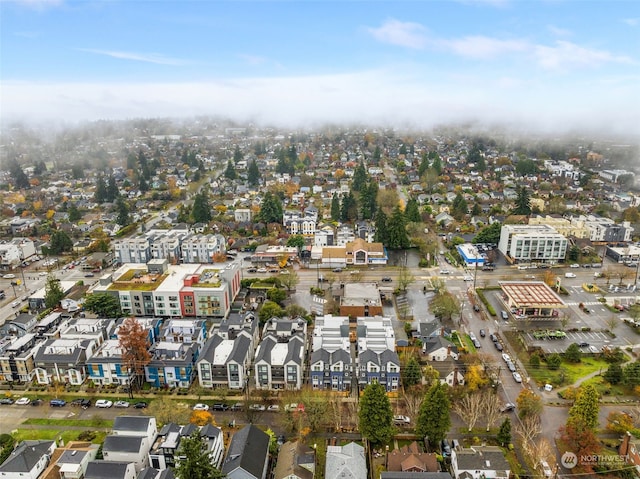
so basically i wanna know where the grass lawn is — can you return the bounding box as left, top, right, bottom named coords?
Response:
left=22, top=418, right=113, bottom=428
left=13, top=429, right=108, bottom=444
left=581, top=375, right=636, bottom=396
left=525, top=356, right=610, bottom=387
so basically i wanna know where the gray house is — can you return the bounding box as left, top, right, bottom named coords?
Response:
left=221, top=425, right=270, bottom=479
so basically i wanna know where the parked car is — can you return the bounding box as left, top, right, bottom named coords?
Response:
left=257, top=268, right=267, bottom=273
left=502, top=353, right=511, bottom=363
left=2, top=274, right=16, bottom=279
left=473, top=339, right=481, bottom=348
left=268, top=269, right=280, bottom=273
left=501, top=310, right=509, bottom=320
left=0, top=398, right=14, bottom=405
left=588, top=345, right=599, bottom=353
left=14, top=397, right=31, bottom=405
left=564, top=272, right=576, bottom=278
left=230, top=403, right=244, bottom=411
left=441, top=440, right=451, bottom=456
left=489, top=333, right=498, bottom=342
left=85, top=273, right=95, bottom=277
left=249, top=404, right=266, bottom=411
left=247, top=268, right=257, bottom=273
left=95, top=399, right=113, bottom=408
left=494, top=342, right=504, bottom=351
left=393, top=415, right=411, bottom=425
left=193, top=403, right=210, bottom=411
left=501, top=403, right=516, bottom=413
left=512, top=372, right=522, bottom=383
left=506, top=361, right=516, bottom=372
left=570, top=263, right=580, bottom=268
left=577, top=342, right=589, bottom=347
left=212, top=403, right=229, bottom=411
left=133, top=402, right=148, bottom=409
left=114, top=400, right=130, bottom=408
left=31, top=399, right=43, bottom=406
left=479, top=329, right=486, bottom=338
left=473, top=304, right=481, bottom=312
left=381, top=277, right=392, bottom=282
left=267, top=404, right=280, bottom=411
left=332, top=268, right=343, bottom=273
left=49, top=399, right=66, bottom=407
left=70, top=398, right=91, bottom=408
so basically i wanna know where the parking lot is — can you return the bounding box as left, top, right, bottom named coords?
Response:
left=523, top=330, right=614, bottom=353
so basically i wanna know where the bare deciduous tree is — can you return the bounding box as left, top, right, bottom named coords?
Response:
left=483, top=392, right=502, bottom=432
left=516, top=415, right=542, bottom=459
left=453, top=392, right=484, bottom=431
left=402, top=385, right=426, bottom=420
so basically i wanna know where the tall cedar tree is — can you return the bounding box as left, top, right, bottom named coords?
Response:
left=374, top=209, right=389, bottom=245
left=405, top=198, right=421, bottom=223
left=402, top=357, right=422, bottom=388
left=116, top=197, right=131, bottom=226
left=512, top=186, right=532, bottom=215
left=358, top=382, right=394, bottom=445
left=174, top=432, right=224, bottom=479
left=233, top=145, right=243, bottom=163
left=387, top=205, right=410, bottom=249
left=340, top=191, right=358, bottom=222
left=191, top=192, right=212, bottom=224
left=418, top=154, right=430, bottom=177
left=451, top=193, right=468, bottom=220
left=9, top=159, right=30, bottom=189
left=497, top=417, right=511, bottom=446
left=568, top=384, right=600, bottom=430
left=247, top=160, right=261, bottom=186
left=372, top=146, right=381, bottom=165
left=416, top=382, right=451, bottom=446
left=83, top=292, right=122, bottom=318
left=118, top=317, right=151, bottom=393
left=44, top=275, right=65, bottom=309
left=224, top=160, right=237, bottom=180
left=107, top=175, right=119, bottom=202
left=258, top=191, right=283, bottom=224
left=49, top=230, right=73, bottom=254
left=330, top=194, right=341, bottom=221
left=352, top=162, right=368, bottom=192
left=94, top=176, right=108, bottom=203
left=430, top=152, right=442, bottom=175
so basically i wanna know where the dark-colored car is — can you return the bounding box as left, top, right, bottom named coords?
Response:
left=332, top=268, right=343, bottom=273
left=494, top=342, right=504, bottom=352
left=70, top=398, right=92, bottom=408
left=381, top=277, right=392, bottom=282
left=230, top=403, right=244, bottom=411
left=0, top=398, right=14, bottom=405
left=473, top=304, right=480, bottom=312
left=50, top=399, right=66, bottom=407
left=247, top=268, right=257, bottom=273
left=31, top=399, right=43, bottom=406
left=441, top=440, right=451, bottom=456
left=578, top=342, right=590, bottom=347
left=479, top=329, right=486, bottom=338
left=133, top=402, right=148, bottom=409
left=212, top=403, right=229, bottom=411
left=490, top=333, right=498, bottom=342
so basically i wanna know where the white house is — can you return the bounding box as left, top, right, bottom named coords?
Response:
left=0, top=440, right=56, bottom=479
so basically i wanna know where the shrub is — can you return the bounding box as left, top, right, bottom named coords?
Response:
left=78, top=430, right=97, bottom=441
left=547, top=353, right=562, bottom=370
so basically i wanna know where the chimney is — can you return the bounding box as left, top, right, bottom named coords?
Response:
left=447, top=346, right=451, bottom=356
left=620, top=431, right=632, bottom=456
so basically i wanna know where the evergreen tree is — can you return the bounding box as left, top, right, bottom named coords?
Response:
left=497, top=418, right=511, bottom=446
left=430, top=152, right=442, bottom=175
left=374, top=209, right=388, bottom=245
left=358, top=383, right=394, bottom=445
left=471, top=203, right=482, bottom=216
left=139, top=176, right=149, bottom=192
left=476, top=155, right=487, bottom=172
left=451, top=193, right=468, bottom=219
left=247, top=160, right=261, bottom=186
left=224, top=160, right=237, bottom=180
left=604, top=363, right=623, bottom=385
left=45, top=275, right=65, bottom=309
left=8, top=159, right=29, bottom=189
left=568, top=384, right=599, bottom=430
left=512, top=186, right=532, bottom=215
left=49, top=230, right=73, bottom=254
left=67, top=203, right=81, bottom=222
left=473, top=222, right=502, bottom=244
left=258, top=191, right=283, bottom=224
left=83, top=293, right=122, bottom=318
left=405, top=198, right=421, bottom=223
left=352, top=162, right=368, bottom=192
left=94, top=176, right=108, bottom=203
left=107, top=175, right=119, bottom=202
left=416, top=382, right=451, bottom=446
left=115, top=197, right=131, bottom=226
left=175, top=432, right=224, bottom=479
left=340, top=191, right=357, bottom=222
left=402, top=357, right=422, bottom=388
left=192, top=191, right=212, bottom=224
left=233, top=145, right=243, bottom=163
left=372, top=146, right=381, bottom=165
left=418, top=153, right=430, bottom=177
left=387, top=205, right=410, bottom=249
left=330, top=194, right=341, bottom=221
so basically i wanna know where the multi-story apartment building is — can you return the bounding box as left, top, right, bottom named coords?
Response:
left=355, top=317, right=400, bottom=392
left=283, top=208, right=318, bottom=236
left=528, top=215, right=590, bottom=239
left=196, top=331, right=253, bottom=390
left=145, top=341, right=198, bottom=388
left=149, top=231, right=185, bottom=263
left=158, top=318, right=206, bottom=345
left=498, top=224, right=568, bottom=263
left=114, top=236, right=151, bottom=264
left=180, top=234, right=226, bottom=263
left=574, top=214, right=634, bottom=243
left=33, top=338, right=95, bottom=385
left=254, top=320, right=306, bottom=390
left=86, top=339, right=129, bottom=386
left=0, top=333, right=39, bottom=383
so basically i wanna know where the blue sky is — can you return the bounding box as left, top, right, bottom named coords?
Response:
left=1, top=0, right=639, bottom=134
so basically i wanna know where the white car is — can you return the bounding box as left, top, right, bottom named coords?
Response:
left=393, top=415, right=411, bottom=424
left=267, top=404, right=280, bottom=411
left=95, top=399, right=113, bottom=408
left=114, top=400, right=130, bottom=408
left=2, top=274, right=16, bottom=279
left=502, top=353, right=511, bottom=363
left=565, top=272, right=577, bottom=278
left=14, top=397, right=31, bottom=405
left=570, top=263, right=580, bottom=268
left=249, top=404, right=266, bottom=411
left=257, top=268, right=267, bottom=273
left=193, top=403, right=209, bottom=411
left=38, top=272, right=48, bottom=276
left=512, top=372, right=522, bottom=383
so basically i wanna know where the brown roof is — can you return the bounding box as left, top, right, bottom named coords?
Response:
left=386, top=442, right=439, bottom=472
left=346, top=238, right=384, bottom=255
left=499, top=281, right=567, bottom=308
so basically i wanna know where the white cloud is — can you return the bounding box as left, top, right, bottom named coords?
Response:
left=366, top=19, right=428, bottom=49
left=622, top=17, right=639, bottom=26
left=443, top=35, right=528, bottom=59
left=547, top=25, right=572, bottom=37
left=237, top=54, right=268, bottom=66
left=534, top=41, right=634, bottom=70
left=3, top=70, right=639, bottom=136
left=77, top=48, right=188, bottom=66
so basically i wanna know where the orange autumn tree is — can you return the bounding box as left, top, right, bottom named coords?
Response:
left=190, top=410, right=216, bottom=426
left=118, top=317, right=151, bottom=394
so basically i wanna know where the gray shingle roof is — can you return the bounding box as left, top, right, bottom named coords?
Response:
left=222, top=424, right=269, bottom=479
left=85, top=461, right=133, bottom=479
left=103, top=435, right=145, bottom=453
left=0, top=440, right=54, bottom=473
left=113, top=415, right=153, bottom=433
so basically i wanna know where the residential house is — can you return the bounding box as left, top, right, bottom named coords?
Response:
left=381, top=472, right=452, bottom=479
left=450, top=446, right=510, bottom=479
left=145, top=341, right=198, bottom=388
left=235, top=209, right=252, bottom=223
left=386, top=442, right=440, bottom=473
left=56, top=445, right=100, bottom=479
left=103, top=435, right=152, bottom=472
left=254, top=331, right=305, bottom=390
left=310, top=315, right=352, bottom=392
left=274, top=441, right=315, bottom=479
left=33, top=338, right=95, bottom=385
left=356, top=349, right=400, bottom=392
left=619, top=431, right=640, bottom=475
left=418, top=322, right=444, bottom=343
left=0, top=313, right=37, bottom=338
left=137, top=468, right=175, bottom=479
left=196, top=332, right=253, bottom=390
left=112, top=416, right=158, bottom=444
left=325, top=442, right=366, bottom=479
left=84, top=461, right=137, bottom=479
left=0, top=440, right=55, bottom=479
left=221, top=425, right=270, bottom=479
left=422, top=337, right=459, bottom=361
left=0, top=333, right=39, bottom=383
left=86, top=340, right=129, bottom=386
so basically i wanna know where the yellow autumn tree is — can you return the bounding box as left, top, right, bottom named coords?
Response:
left=190, top=410, right=216, bottom=426
left=465, top=364, right=488, bottom=391
left=46, top=209, right=55, bottom=220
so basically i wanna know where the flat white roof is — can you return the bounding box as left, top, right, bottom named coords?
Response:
left=213, top=340, right=235, bottom=365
